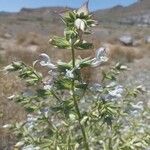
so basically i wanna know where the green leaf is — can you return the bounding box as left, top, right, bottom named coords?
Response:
left=75, top=57, right=92, bottom=68
left=80, top=116, right=88, bottom=125
left=75, top=82, right=87, bottom=90
left=36, top=89, right=51, bottom=98
left=50, top=36, right=71, bottom=49
left=55, top=78, right=72, bottom=90
left=25, top=105, right=38, bottom=113
left=69, top=11, right=76, bottom=20
left=64, top=29, right=78, bottom=42
left=57, top=61, right=72, bottom=72
left=74, top=40, right=93, bottom=50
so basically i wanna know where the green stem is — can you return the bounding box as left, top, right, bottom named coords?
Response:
left=71, top=44, right=89, bottom=150
left=51, top=90, right=61, bottom=102
left=108, top=127, right=113, bottom=150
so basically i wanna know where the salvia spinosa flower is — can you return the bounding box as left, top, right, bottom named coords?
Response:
left=74, top=18, right=86, bottom=31
left=108, top=85, right=123, bottom=99
left=90, top=83, right=103, bottom=92
left=66, top=69, right=74, bottom=79
left=91, top=47, right=109, bottom=67
left=38, top=53, right=57, bottom=70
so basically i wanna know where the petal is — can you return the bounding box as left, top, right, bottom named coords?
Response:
left=46, top=63, right=57, bottom=70
left=91, top=47, right=109, bottom=67
left=39, top=53, right=57, bottom=70
left=91, top=60, right=102, bottom=67
left=80, top=20, right=85, bottom=31
left=96, top=47, right=107, bottom=60
left=74, top=18, right=85, bottom=31
left=91, top=57, right=108, bottom=67
left=66, top=69, right=74, bottom=78
left=108, top=85, right=123, bottom=99
left=74, top=18, right=81, bottom=29
left=39, top=53, right=51, bottom=64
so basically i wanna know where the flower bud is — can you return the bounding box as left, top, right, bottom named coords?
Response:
left=74, top=18, right=85, bottom=31
left=77, top=0, right=89, bottom=16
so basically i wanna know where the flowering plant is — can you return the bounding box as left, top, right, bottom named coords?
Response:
left=3, top=1, right=149, bottom=150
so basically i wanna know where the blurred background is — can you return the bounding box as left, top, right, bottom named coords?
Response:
left=0, top=0, right=150, bottom=149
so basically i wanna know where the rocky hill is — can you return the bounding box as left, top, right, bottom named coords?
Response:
left=0, top=7, right=72, bottom=36
left=0, top=0, right=149, bottom=35
left=94, top=0, right=150, bottom=26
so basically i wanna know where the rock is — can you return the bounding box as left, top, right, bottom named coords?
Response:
left=119, top=35, right=134, bottom=46
left=133, top=40, right=142, bottom=47
left=122, top=13, right=150, bottom=26
left=26, top=44, right=38, bottom=52
left=3, top=33, right=12, bottom=39
left=145, top=36, right=150, bottom=43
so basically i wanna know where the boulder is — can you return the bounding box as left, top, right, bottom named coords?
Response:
left=119, top=35, right=134, bottom=46
left=3, top=33, right=12, bottom=39
left=26, top=44, right=39, bottom=52
left=145, top=36, right=150, bottom=43
left=133, top=40, right=142, bottom=47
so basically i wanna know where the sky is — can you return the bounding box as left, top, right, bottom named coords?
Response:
left=0, top=0, right=137, bottom=12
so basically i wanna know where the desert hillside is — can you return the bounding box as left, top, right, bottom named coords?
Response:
left=94, top=0, right=150, bottom=26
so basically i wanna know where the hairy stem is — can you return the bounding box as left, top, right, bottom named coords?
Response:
left=71, top=44, right=89, bottom=150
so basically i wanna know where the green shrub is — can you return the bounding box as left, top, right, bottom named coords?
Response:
left=2, top=1, right=149, bottom=150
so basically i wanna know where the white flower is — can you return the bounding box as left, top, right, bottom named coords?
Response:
left=108, top=85, right=123, bottom=99
left=66, top=69, right=74, bottom=79
left=43, top=84, right=52, bottom=90
left=74, top=18, right=85, bottom=31
left=131, top=110, right=140, bottom=117
left=77, top=0, right=89, bottom=16
left=38, top=53, right=57, bottom=70
left=91, top=47, right=109, bottom=67
left=90, top=83, right=103, bottom=92
left=131, top=101, right=144, bottom=111
left=26, top=114, right=38, bottom=130
left=27, top=114, right=38, bottom=123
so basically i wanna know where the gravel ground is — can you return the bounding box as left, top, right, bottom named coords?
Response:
left=119, top=56, right=150, bottom=105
